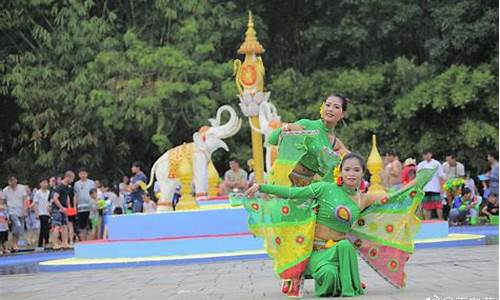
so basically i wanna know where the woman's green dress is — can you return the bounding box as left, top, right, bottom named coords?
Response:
left=230, top=132, right=436, bottom=297
left=266, top=119, right=341, bottom=185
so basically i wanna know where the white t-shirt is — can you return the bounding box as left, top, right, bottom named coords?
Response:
left=3, top=184, right=28, bottom=216
left=74, top=179, right=95, bottom=212
left=224, top=169, right=248, bottom=182
left=417, top=159, right=445, bottom=193
left=88, top=198, right=99, bottom=219
left=442, top=161, right=465, bottom=180
left=119, top=182, right=129, bottom=194
left=34, top=189, right=50, bottom=216
left=97, top=188, right=105, bottom=200
left=105, top=191, right=123, bottom=212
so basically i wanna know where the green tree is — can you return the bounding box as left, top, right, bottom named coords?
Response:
left=0, top=0, right=497, bottom=185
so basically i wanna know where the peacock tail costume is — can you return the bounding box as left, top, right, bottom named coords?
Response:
left=230, top=131, right=436, bottom=296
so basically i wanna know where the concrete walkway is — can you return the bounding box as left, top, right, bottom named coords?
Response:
left=1, top=245, right=498, bottom=300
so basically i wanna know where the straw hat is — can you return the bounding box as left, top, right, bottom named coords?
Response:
left=403, top=158, right=416, bottom=166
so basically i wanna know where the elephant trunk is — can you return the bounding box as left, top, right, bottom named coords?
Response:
left=210, top=105, right=241, bottom=139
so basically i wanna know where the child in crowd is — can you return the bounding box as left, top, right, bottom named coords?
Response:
left=95, top=180, right=105, bottom=200
left=89, top=188, right=100, bottom=240
left=478, top=174, right=491, bottom=200
left=153, top=181, right=161, bottom=202
left=142, top=193, right=157, bottom=213
left=481, top=193, right=499, bottom=219
left=34, top=178, right=51, bottom=248
left=449, top=187, right=481, bottom=225
left=25, top=186, right=40, bottom=247
left=0, top=200, right=9, bottom=254
left=172, top=184, right=181, bottom=211
left=97, top=190, right=112, bottom=240
left=464, top=172, right=478, bottom=196
left=112, top=191, right=124, bottom=214
left=104, top=183, right=124, bottom=215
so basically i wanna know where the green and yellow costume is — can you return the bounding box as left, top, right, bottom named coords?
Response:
left=260, top=182, right=363, bottom=297
left=266, top=119, right=341, bottom=186
left=231, top=132, right=436, bottom=297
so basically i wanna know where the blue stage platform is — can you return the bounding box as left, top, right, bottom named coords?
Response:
left=75, top=204, right=457, bottom=259
left=108, top=207, right=247, bottom=240
left=76, top=234, right=262, bottom=258
left=22, top=193, right=495, bottom=272
left=415, top=220, right=449, bottom=239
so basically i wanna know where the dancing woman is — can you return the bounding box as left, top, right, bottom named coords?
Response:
left=232, top=153, right=435, bottom=297
left=267, top=94, right=350, bottom=187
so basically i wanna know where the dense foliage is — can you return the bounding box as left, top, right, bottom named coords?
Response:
left=1, top=0, right=498, bottom=184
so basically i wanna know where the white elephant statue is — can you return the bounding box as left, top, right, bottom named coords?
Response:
left=145, top=105, right=242, bottom=210
left=248, top=102, right=282, bottom=172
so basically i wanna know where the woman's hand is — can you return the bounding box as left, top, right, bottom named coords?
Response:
left=333, top=138, right=350, bottom=155
left=246, top=184, right=260, bottom=197
left=282, top=123, right=304, bottom=132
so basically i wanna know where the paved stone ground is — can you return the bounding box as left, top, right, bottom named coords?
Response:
left=0, top=245, right=498, bottom=300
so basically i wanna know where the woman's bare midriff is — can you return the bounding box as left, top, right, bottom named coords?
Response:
left=293, top=163, right=315, bottom=176
left=314, top=223, right=346, bottom=241
left=289, top=163, right=315, bottom=187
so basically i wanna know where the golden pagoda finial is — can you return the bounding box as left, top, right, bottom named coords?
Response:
left=233, top=11, right=268, bottom=184
left=366, top=134, right=386, bottom=195
left=248, top=10, right=254, bottom=27
left=238, top=11, right=265, bottom=55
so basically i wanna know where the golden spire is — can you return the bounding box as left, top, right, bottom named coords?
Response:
left=237, top=11, right=265, bottom=54
left=367, top=134, right=386, bottom=194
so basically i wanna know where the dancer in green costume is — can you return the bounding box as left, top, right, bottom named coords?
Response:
left=264, top=94, right=357, bottom=294
left=267, top=94, right=350, bottom=186
left=231, top=153, right=436, bottom=297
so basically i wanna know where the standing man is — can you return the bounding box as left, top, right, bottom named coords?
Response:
left=221, top=160, right=248, bottom=195
left=74, top=168, right=95, bottom=241
left=51, top=170, right=75, bottom=249
left=2, top=174, right=28, bottom=252
left=417, top=150, right=446, bottom=220
left=129, top=161, right=148, bottom=213
left=442, top=154, right=465, bottom=180
left=385, top=151, right=402, bottom=190
left=488, top=151, right=499, bottom=196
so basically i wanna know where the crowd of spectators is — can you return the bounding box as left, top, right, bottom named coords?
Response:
left=0, top=161, right=154, bottom=254
left=0, top=150, right=497, bottom=255
left=381, top=150, right=499, bottom=225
